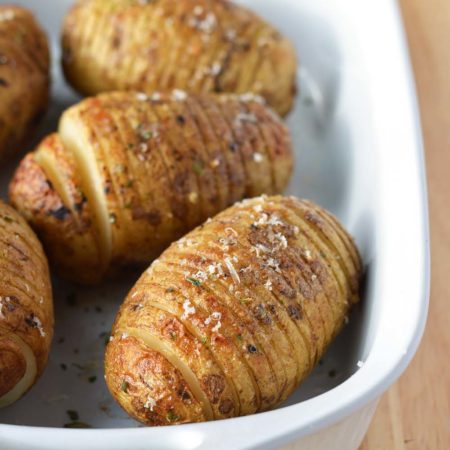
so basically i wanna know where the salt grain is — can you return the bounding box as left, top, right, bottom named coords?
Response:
left=253, top=152, right=263, bottom=163
left=225, top=257, right=240, bottom=284
left=172, top=89, right=188, bottom=101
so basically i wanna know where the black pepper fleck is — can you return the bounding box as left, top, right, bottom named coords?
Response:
left=247, top=344, right=257, bottom=354
left=49, top=206, right=71, bottom=221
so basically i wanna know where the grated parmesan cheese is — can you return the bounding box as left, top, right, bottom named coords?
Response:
left=150, top=92, right=161, bottom=101
left=234, top=112, right=258, bottom=125
left=225, top=257, right=240, bottom=284
left=172, top=89, right=188, bottom=101
left=144, top=397, right=157, bottom=411
left=136, top=92, right=148, bottom=101
left=181, top=299, right=196, bottom=320
left=239, top=93, right=265, bottom=104
left=193, top=5, right=204, bottom=15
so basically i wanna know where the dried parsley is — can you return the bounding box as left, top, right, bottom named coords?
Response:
left=192, top=161, right=204, bottom=176
left=186, top=277, right=202, bottom=287
left=166, top=410, right=180, bottom=422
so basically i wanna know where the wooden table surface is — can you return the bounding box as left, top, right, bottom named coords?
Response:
left=360, top=0, right=450, bottom=448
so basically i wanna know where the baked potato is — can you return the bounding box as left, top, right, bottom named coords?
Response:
left=0, top=201, right=53, bottom=408
left=61, top=0, right=297, bottom=116
left=9, top=91, right=293, bottom=284
left=0, top=5, right=50, bottom=161
left=105, top=195, right=362, bottom=425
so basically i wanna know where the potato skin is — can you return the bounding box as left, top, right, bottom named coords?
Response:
left=105, top=195, right=362, bottom=425
left=9, top=91, right=293, bottom=284
left=0, top=5, right=50, bottom=161
left=62, top=0, right=297, bottom=116
left=0, top=201, right=53, bottom=407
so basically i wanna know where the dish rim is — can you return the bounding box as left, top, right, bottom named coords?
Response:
left=0, top=0, right=430, bottom=448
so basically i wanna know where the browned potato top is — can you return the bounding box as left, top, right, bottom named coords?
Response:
left=0, top=5, right=50, bottom=160
left=105, top=195, right=362, bottom=425
left=10, top=91, right=293, bottom=284
left=62, top=0, right=297, bottom=116
left=0, top=200, right=53, bottom=407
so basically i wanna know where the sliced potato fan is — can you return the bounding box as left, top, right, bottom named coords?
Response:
left=10, top=91, right=293, bottom=284
left=0, top=5, right=50, bottom=161
left=105, top=195, right=362, bottom=425
left=0, top=202, right=53, bottom=408
left=61, top=0, right=297, bottom=116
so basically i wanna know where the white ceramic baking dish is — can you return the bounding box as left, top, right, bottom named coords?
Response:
left=0, top=0, right=429, bottom=449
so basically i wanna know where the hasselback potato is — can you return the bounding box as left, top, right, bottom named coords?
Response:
left=0, top=5, right=50, bottom=161
left=9, top=91, right=293, bottom=284
left=105, top=195, right=362, bottom=425
left=0, top=201, right=53, bottom=408
left=61, top=0, right=297, bottom=116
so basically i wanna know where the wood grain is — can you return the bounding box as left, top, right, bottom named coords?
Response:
left=361, top=0, right=450, bottom=448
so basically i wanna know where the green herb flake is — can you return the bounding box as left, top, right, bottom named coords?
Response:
left=126, top=179, right=135, bottom=188
left=201, top=336, right=208, bottom=345
left=3, top=216, right=13, bottom=223
left=121, top=380, right=129, bottom=393
left=166, top=410, right=180, bottom=422
left=166, top=287, right=175, bottom=293
left=236, top=334, right=243, bottom=342
left=66, top=410, right=79, bottom=421
left=137, top=123, right=153, bottom=140
left=186, top=277, right=201, bottom=287
left=169, top=331, right=177, bottom=340
left=192, top=161, right=204, bottom=176
left=63, top=421, right=91, bottom=429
